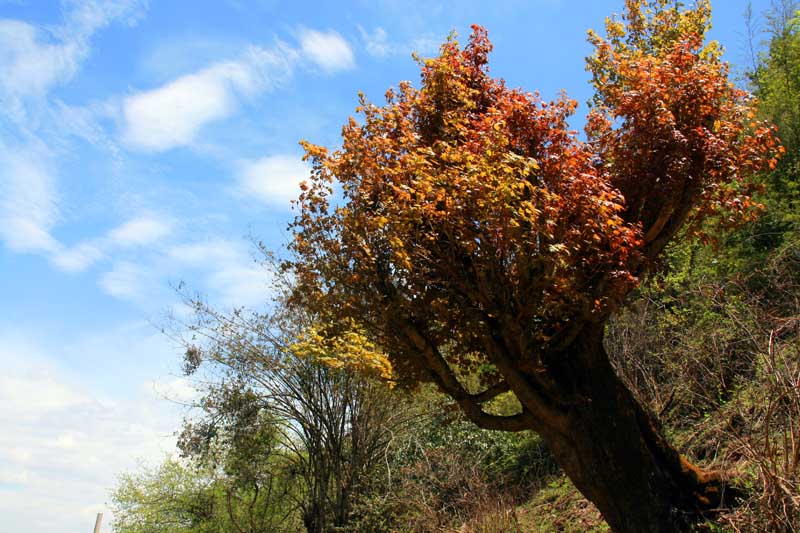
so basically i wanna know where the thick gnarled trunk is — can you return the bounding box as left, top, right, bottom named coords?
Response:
left=534, top=325, right=733, bottom=532
left=405, top=315, right=735, bottom=531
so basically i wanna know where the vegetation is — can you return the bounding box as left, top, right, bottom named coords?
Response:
left=284, top=1, right=778, bottom=530
left=112, top=456, right=300, bottom=533
left=174, top=304, right=408, bottom=533
left=111, top=1, right=800, bottom=532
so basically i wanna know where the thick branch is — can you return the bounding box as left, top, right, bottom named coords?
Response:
left=396, top=318, right=539, bottom=432
left=437, top=240, right=571, bottom=434
left=463, top=410, right=540, bottom=432
left=470, top=380, right=511, bottom=404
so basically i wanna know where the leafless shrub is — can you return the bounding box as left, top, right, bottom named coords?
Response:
left=609, top=245, right=800, bottom=531
left=396, top=448, right=522, bottom=533
left=720, top=321, right=800, bottom=532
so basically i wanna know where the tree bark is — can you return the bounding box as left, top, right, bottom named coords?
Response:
left=533, top=324, right=734, bottom=533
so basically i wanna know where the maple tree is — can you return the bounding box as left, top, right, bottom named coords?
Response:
left=285, top=1, right=781, bottom=531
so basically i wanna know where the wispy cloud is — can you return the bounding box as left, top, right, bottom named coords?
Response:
left=60, top=0, right=148, bottom=36
left=359, top=26, right=392, bottom=57
left=121, top=27, right=355, bottom=152
left=50, top=242, right=105, bottom=273
left=1, top=4, right=334, bottom=314
left=167, top=238, right=275, bottom=308
left=108, top=215, right=172, bottom=246
left=0, top=19, right=80, bottom=117
left=51, top=100, right=121, bottom=155
left=235, top=154, right=309, bottom=209
left=98, top=260, right=153, bottom=300
left=299, top=28, right=355, bottom=72
left=0, top=155, right=173, bottom=273
left=206, top=262, right=274, bottom=308
left=0, top=329, right=184, bottom=533
left=0, top=0, right=149, bottom=260
left=357, top=25, right=439, bottom=59
left=90, top=236, right=274, bottom=309
left=0, top=145, right=61, bottom=254
left=167, top=238, right=242, bottom=266
left=122, top=44, right=298, bottom=152
left=0, top=0, right=147, bottom=124
left=50, top=214, right=172, bottom=273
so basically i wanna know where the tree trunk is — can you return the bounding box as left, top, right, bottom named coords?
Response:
left=536, top=324, right=735, bottom=533
left=303, top=501, right=324, bottom=533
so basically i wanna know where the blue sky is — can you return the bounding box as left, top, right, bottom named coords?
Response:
left=0, top=0, right=774, bottom=531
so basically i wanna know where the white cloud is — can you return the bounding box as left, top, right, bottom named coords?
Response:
left=108, top=215, right=171, bottom=246
left=359, top=26, right=392, bottom=58
left=99, top=261, right=152, bottom=299
left=0, top=0, right=148, bottom=262
left=207, top=263, right=274, bottom=308
left=60, top=0, right=148, bottom=37
left=0, top=356, right=85, bottom=421
left=91, top=236, right=274, bottom=309
left=236, top=155, right=309, bottom=208
left=0, top=20, right=80, bottom=111
left=49, top=214, right=171, bottom=273
left=299, top=28, right=355, bottom=72
left=1, top=220, right=61, bottom=255
left=52, top=100, right=120, bottom=155
left=168, top=238, right=241, bottom=265
left=357, top=26, right=439, bottom=59
left=0, top=149, right=172, bottom=271
left=0, top=0, right=147, bottom=123
left=50, top=242, right=105, bottom=273
left=0, top=331, right=184, bottom=533
left=167, top=238, right=275, bottom=308
left=121, top=27, right=354, bottom=152
left=122, top=67, right=238, bottom=151
left=0, top=146, right=61, bottom=254
left=122, top=44, right=298, bottom=151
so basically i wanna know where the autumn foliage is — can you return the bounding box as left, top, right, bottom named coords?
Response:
left=587, top=1, right=781, bottom=245
left=289, top=0, right=778, bottom=382
left=286, top=1, right=782, bottom=530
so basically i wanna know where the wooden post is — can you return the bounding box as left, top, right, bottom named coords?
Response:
left=93, top=512, right=103, bottom=533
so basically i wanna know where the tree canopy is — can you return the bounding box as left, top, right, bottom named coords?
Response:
left=287, top=0, right=779, bottom=417
left=284, top=1, right=782, bottom=531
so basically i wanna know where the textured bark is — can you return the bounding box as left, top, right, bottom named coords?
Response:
left=400, top=309, right=735, bottom=531
left=533, top=324, right=734, bottom=532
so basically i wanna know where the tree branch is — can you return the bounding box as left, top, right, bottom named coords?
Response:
left=394, top=317, right=541, bottom=432
left=470, top=380, right=511, bottom=404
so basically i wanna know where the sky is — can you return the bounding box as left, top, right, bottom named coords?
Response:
left=0, top=0, right=776, bottom=531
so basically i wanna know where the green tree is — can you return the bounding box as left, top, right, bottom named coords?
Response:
left=750, top=0, right=800, bottom=253
left=178, top=304, right=407, bottom=533
left=112, top=459, right=219, bottom=533
left=111, top=459, right=287, bottom=533
left=179, top=406, right=300, bottom=533
left=112, top=416, right=299, bottom=533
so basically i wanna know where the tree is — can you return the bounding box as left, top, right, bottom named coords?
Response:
left=111, top=456, right=299, bottom=533
left=178, top=305, right=405, bottom=533
left=112, top=459, right=223, bottom=533
left=178, top=403, right=301, bottom=533
left=285, top=1, right=781, bottom=531
left=112, top=411, right=299, bottom=533
left=749, top=0, right=800, bottom=253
